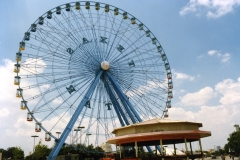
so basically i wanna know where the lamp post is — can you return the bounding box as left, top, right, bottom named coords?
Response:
left=31, top=135, right=39, bottom=160
left=74, top=126, right=85, bottom=145
left=56, top=132, right=61, bottom=139
left=86, top=133, right=91, bottom=153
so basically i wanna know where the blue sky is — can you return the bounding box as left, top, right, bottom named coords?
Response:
left=0, top=0, right=240, bottom=156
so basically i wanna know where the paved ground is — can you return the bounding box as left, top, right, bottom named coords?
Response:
left=204, top=156, right=240, bottom=160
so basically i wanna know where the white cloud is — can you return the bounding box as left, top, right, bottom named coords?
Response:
left=207, top=50, right=231, bottom=63
left=180, top=87, right=216, bottom=106
left=180, top=0, right=240, bottom=18
left=0, top=108, right=10, bottom=118
left=208, top=50, right=218, bottom=56
left=221, top=53, right=231, bottom=63
left=0, top=59, right=19, bottom=101
left=172, top=70, right=195, bottom=81
left=53, top=97, right=63, bottom=104
left=215, top=78, right=240, bottom=105
left=180, top=89, right=186, bottom=93
left=170, top=77, right=240, bottom=149
left=169, top=104, right=238, bottom=149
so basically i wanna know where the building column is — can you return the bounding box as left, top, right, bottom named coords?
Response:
left=184, top=138, right=189, bottom=160
left=199, top=139, right=203, bottom=160
left=189, top=142, right=193, bottom=155
left=173, top=143, right=176, bottom=155
left=135, top=141, right=138, bottom=158
left=119, top=144, right=122, bottom=159
left=160, top=139, right=164, bottom=160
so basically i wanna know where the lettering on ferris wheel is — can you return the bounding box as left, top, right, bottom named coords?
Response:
left=66, top=85, right=76, bottom=94
left=78, top=37, right=108, bottom=48
left=67, top=48, right=74, bottom=54
left=100, top=36, right=108, bottom=43
left=117, top=45, right=124, bottom=52
left=82, top=37, right=91, bottom=44
left=128, top=60, right=135, bottom=67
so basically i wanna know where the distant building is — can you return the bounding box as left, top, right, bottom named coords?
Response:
left=216, top=146, right=220, bottom=151
left=230, top=124, right=239, bottom=137
left=100, top=143, right=112, bottom=152
left=208, top=149, right=215, bottom=153
left=234, top=124, right=239, bottom=132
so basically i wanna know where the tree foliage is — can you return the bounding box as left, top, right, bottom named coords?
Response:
left=224, top=143, right=230, bottom=153
left=58, top=143, right=104, bottom=159
left=0, top=142, right=104, bottom=160
left=227, top=131, right=240, bottom=154
left=0, top=146, right=24, bottom=159
left=33, top=140, right=51, bottom=160
left=13, top=146, right=24, bottom=159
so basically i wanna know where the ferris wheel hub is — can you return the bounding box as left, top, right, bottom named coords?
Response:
left=101, top=61, right=110, bottom=70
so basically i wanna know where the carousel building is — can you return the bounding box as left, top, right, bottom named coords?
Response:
left=106, top=118, right=211, bottom=160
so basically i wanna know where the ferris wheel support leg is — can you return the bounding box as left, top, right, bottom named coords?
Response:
left=105, top=82, right=129, bottom=126
left=107, top=76, right=136, bottom=123
left=106, top=72, right=142, bottom=122
left=107, top=91, right=125, bottom=126
left=47, top=70, right=103, bottom=160
left=106, top=72, right=153, bottom=154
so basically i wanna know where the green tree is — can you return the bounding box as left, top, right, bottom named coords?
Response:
left=0, top=148, right=7, bottom=159
left=224, top=143, right=230, bottom=154
left=5, top=147, right=15, bottom=159
left=0, top=147, right=24, bottom=159
left=228, top=131, right=240, bottom=154
left=33, top=140, right=51, bottom=159
left=12, top=146, right=24, bottom=159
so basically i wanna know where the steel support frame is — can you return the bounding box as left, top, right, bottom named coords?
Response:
left=47, top=70, right=103, bottom=160
left=106, top=72, right=153, bottom=153
left=105, top=82, right=129, bottom=126
left=106, top=72, right=141, bottom=122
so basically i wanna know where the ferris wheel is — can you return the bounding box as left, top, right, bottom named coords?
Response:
left=14, top=1, right=173, bottom=159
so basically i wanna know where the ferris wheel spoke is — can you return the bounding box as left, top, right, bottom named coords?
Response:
left=20, top=70, right=79, bottom=79
left=43, top=20, right=80, bottom=51
left=106, top=22, right=132, bottom=61
left=22, top=53, right=70, bottom=65
left=75, top=10, right=96, bottom=41
left=95, top=10, right=111, bottom=61
left=35, top=29, right=69, bottom=54
left=62, top=11, right=90, bottom=46
left=70, top=10, right=92, bottom=40
left=36, top=27, right=73, bottom=49
left=21, top=73, right=83, bottom=90
left=25, top=42, right=71, bottom=60
left=106, top=24, right=139, bottom=59
left=105, top=15, right=125, bottom=59
left=48, top=106, right=72, bottom=131
left=37, top=28, right=72, bottom=56
left=24, top=76, right=85, bottom=101
left=132, top=90, right=167, bottom=110
left=100, top=83, right=112, bottom=139
left=88, top=11, right=104, bottom=63
left=129, top=93, right=167, bottom=114
left=33, top=105, right=70, bottom=113
left=113, top=43, right=156, bottom=65
left=125, top=83, right=167, bottom=102
left=51, top=14, right=80, bottom=43
left=36, top=76, right=95, bottom=121
left=102, top=10, right=118, bottom=60
left=114, top=47, right=160, bottom=65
